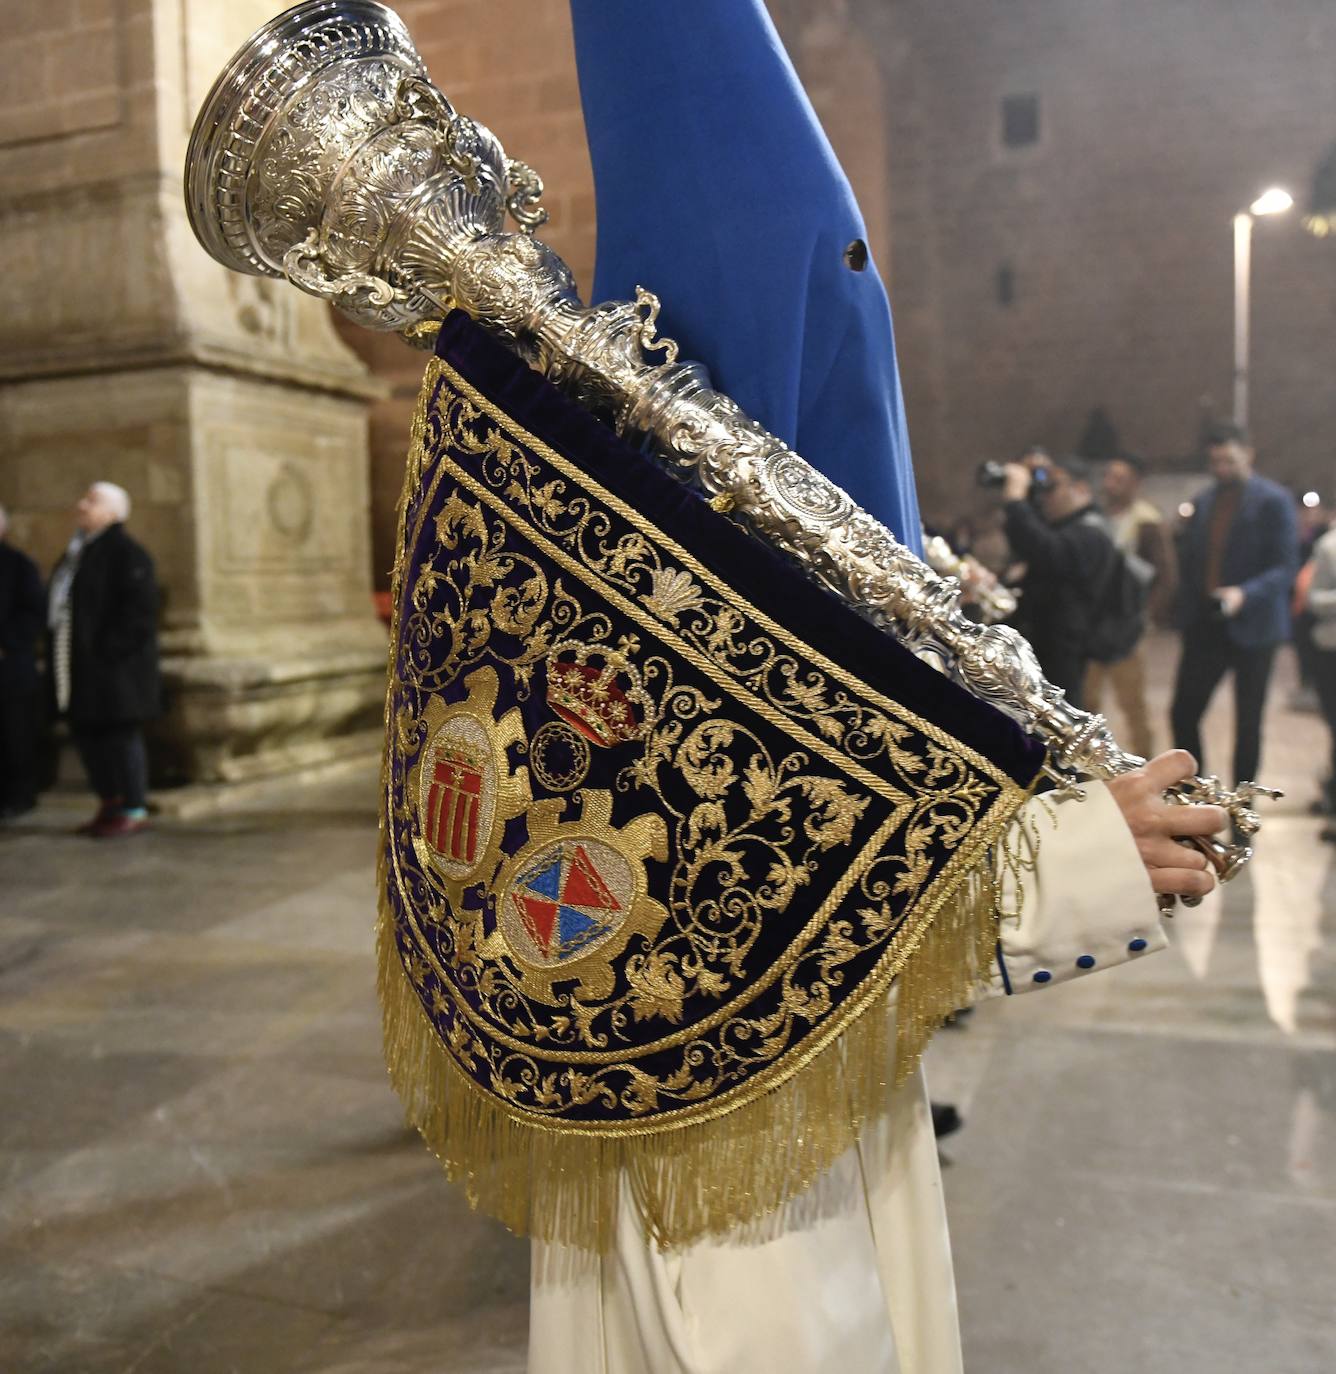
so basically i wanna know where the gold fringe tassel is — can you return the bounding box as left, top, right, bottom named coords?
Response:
left=377, top=840, right=1011, bottom=1255
left=892, top=861, right=1001, bottom=1084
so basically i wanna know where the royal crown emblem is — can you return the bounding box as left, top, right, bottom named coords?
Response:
left=545, top=638, right=654, bottom=747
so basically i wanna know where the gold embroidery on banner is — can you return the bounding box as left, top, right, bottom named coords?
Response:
left=423, top=402, right=908, bottom=804
left=435, top=360, right=1007, bottom=785
left=529, top=720, right=590, bottom=792
left=492, top=789, right=668, bottom=1006
left=545, top=638, right=654, bottom=747
left=384, top=358, right=1031, bottom=1140
left=378, top=355, right=1039, bottom=1251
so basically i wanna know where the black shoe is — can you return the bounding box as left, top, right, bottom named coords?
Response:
left=931, top=1101, right=963, bottom=1139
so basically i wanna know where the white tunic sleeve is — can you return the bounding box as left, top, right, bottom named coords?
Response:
left=989, top=781, right=1167, bottom=996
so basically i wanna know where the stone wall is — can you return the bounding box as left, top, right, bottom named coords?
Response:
left=858, top=0, right=1336, bottom=523
left=0, top=0, right=387, bottom=783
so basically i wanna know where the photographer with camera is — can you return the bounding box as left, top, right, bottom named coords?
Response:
left=991, top=452, right=1117, bottom=708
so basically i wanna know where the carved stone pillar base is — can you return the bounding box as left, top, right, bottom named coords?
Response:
left=0, top=361, right=388, bottom=786
left=153, top=645, right=385, bottom=785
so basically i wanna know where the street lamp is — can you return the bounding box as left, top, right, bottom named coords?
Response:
left=1233, top=186, right=1293, bottom=428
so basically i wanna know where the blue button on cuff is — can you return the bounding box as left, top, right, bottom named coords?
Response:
left=1032, top=969, right=1052, bottom=984
left=1076, top=954, right=1096, bottom=969
left=1128, top=938, right=1148, bottom=952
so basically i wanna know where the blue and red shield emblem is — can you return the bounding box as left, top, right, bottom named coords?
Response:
left=508, top=841, right=629, bottom=965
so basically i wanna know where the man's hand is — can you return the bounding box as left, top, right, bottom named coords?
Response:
left=1104, top=749, right=1229, bottom=898
left=1002, top=462, right=1031, bottom=502
left=1214, top=585, right=1245, bottom=617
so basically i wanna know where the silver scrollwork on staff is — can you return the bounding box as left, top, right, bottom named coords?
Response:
left=921, top=534, right=1019, bottom=626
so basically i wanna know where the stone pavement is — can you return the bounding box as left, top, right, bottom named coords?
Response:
left=0, top=774, right=528, bottom=1374
left=2, top=633, right=1333, bottom=1373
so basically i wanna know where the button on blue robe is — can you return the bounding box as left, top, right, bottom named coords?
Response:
left=569, top=0, right=923, bottom=555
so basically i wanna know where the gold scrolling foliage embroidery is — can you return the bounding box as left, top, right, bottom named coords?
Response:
left=388, top=384, right=1002, bottom=1119
left=401, top=402, right=994, bottom=1112
left=433, top=387, right=927, bottom=764
left=396, top=473, right=881, bottom=1041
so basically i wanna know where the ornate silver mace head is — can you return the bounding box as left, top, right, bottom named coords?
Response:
left=185, top=0, right=568, bottom=341
left=186, top=0, right=1280, bottom=902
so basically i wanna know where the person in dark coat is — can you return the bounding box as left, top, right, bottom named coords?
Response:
left=1000, top=453, right=1118, bottom=708
left=1170, top=422, right=1299, bottom=786
left=48, top=482, right=161, bottom=836
left=0, top=503, right=47, bottom=819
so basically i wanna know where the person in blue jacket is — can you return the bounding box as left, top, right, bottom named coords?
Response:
left=1171, top=421, right=1299, bottom=786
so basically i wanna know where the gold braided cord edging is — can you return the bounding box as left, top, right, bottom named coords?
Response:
left=376, top=355, right=1032, bottom=1251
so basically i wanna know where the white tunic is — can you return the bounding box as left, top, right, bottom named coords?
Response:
left=529, top=784, right=1160, bottom=1374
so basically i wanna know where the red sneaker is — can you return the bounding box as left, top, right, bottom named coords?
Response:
left=75, top=800, right=120, bottom=835
left=91, top=813, right=150, bottom=839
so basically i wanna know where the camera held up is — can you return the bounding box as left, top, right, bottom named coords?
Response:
left=976, top=459, right=1051, bottom=493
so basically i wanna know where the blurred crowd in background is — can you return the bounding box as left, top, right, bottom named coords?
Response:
left=3, top=422, right=1336, bottom=843
left=935, top=420, right=1336, bottom=836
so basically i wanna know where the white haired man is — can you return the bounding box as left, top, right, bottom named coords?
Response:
left=48, top=482, right=161, bottom=836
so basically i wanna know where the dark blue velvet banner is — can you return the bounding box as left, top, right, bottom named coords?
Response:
left=380, top=311, right=1042, bottom=1141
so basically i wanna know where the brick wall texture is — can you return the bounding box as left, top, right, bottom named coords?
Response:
left=859, top=0, right=1336, bottom=524
left=337, top=0, right=1336, bottom=577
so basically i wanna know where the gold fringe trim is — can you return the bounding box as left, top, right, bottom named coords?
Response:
left=892, top=859, right=1001, bottom=1083
left=378, top=834, right=1014, bottom=1254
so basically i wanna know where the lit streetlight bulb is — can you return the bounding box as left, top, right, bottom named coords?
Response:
left=1249, top=187, right=1294, bottom=217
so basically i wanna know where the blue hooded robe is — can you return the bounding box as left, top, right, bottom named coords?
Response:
left=570, top=0, right=922, bottom=554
